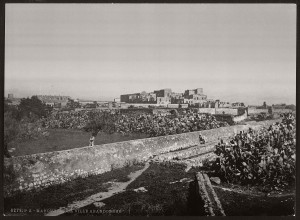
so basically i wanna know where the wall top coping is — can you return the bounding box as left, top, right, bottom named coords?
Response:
left=7, top=119, right=280, bottom=160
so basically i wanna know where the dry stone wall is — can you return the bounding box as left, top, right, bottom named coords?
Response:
left=4, top=119, right=279, bottom=198
left=233, top=112, right=248, bottom=123
left=248, top=108, right=269, bottom=115
left=198, top=108, right=216, bottom=114
left=215, top=108, right=238, bottom=115
left=273, top=109, right=293, bottom=114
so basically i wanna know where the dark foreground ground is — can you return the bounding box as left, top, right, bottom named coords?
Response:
left=63, top=162, right=199, bottom=216
left=63, top=163, right=295, bottom=216
left=4, top=162, right=295, bottom=216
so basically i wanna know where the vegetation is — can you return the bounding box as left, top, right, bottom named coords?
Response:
left=63, top=98, right=82, bottom=111
left=41, top=109, right=229, bottom=137
left=4, top=96, right=51, bottom=157
left=4, top=112, right=20, bottom=157
left=18, top=96, right=51, bottom=120
left=83, top=111, right=119, bottom=140
left=206, top=113, right=296, bottom=192
left=249, top=112, right=273, bottom=121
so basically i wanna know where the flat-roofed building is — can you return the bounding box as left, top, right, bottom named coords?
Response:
left=157, top=97, right=171, bottom=105
left=154, top=88, right=172, bottom=98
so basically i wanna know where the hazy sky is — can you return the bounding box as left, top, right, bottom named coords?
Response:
left=5, top=4, right=296, bottom=105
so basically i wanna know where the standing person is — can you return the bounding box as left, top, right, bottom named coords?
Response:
left=89, top=134, right=95, bottom=146
left=199, top=134, right=206, bottom=144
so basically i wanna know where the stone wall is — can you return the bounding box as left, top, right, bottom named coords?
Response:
left=167, top=104, right=180, bottom=108
left=233, top=112, right=248, bottom=123
left=4, top=119, right=280, bottom=198
left=198, top=108, right=216, bottom=114
left=272, top=108, right=293, bottom=114
left=215, top=108, right=238, bottom=115
left=197, top=108, right=239, bottom=116
left=128, top=103, right=168, bottom=108
left=247, top=108, right=269, bottom=115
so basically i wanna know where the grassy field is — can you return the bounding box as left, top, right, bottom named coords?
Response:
left=8, top=129, right=149, bottom=157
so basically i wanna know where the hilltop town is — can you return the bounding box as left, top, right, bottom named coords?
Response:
left=5, top=88, right=295, bottom=123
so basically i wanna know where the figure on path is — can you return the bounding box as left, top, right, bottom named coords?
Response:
left=89, top=135, right=95, bottom=146
left=199, top=134, right=206, bottom=144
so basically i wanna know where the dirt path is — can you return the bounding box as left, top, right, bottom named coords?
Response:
left=45, top=161, right=151, bottom=216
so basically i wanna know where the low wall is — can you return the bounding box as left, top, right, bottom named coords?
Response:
left=248, top=108, right=268, bottom=115
left=233, top=112, right=248, bottom=123
left=3, top=119, right=279, bottom=198
left=272, top=108, right=293, bottom=114
left=167, top=104, right=179, bottom=108
left=215, top=108, right=238, bottom=115
left=198, top=108, right=216, bottom=114
left=128, top=103, right=167, bottom=108
left=196, top=108, right=238, bottom=115
left=153, top=109, right=171, bottom=115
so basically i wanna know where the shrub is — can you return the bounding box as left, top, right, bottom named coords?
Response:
left=207, top=113, right=296, bottom=191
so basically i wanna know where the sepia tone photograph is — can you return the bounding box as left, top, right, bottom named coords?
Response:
left=3, top=2, right=296, bottom=216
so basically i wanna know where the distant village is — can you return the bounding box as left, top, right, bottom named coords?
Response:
left=5, top=87, right=293, bottom=113
left=120, top=88, right=245, bottom=108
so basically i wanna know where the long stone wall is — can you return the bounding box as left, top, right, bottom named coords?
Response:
left=273, top=108, right=293, bottom=114
left=215, top=108, right=238, bottom=115
left=248, top=108, right=269, bottom=115
left=4, top=119, right=279, bottom=198
left=233, top=112, right=248, bottom=123
left=198, top=108, right=216, bottom=114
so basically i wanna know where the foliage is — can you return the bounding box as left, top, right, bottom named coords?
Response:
left=285, top=104, right=296, bottom=111
left=4, top=101, right=21, bottom=120
left=83, top=111, right=119, bottom=136
left=4, top=112, right=20, bottom=150
left=41, top=109, right=229, bottom=137
left=170, top=109, right=179, bottom=118
left=207, top=113, right=296, bottom=192
left=64, top=98, right=81, bottom=110
left=4, top=106, right=46, bottom=157
left=18, top=96, right=49, bottom=120
left=250, top=113, right=273, bottom=121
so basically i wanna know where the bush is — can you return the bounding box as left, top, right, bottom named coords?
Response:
left=41, top=109, right=230, bottom=137
left=18, top=96, right=50, bottom=120
left=207, top=113, right=296, bottom=192
left=4, top=112, right=20, bottom=157
left=4, top=111, right=46, bottom=157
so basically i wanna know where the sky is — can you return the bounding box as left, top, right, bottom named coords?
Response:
left=5, top=4, right=296, bottom=105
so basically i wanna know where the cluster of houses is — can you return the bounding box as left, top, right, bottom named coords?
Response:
left=9, top=89, right=282, bottom=114
left=120, top=88, right=245, bottom=109
left=6, top=89, right=246, bottom=110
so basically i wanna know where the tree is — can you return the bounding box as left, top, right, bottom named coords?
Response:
left=18, top=96, right=49, bottom=121
left=170, top=109, right=179, bottom=118
left=83, top=111, right=118, bottom=146
left=66, top=98, right=81, bottom=109
left=4, top=112, right=20, bottom=158
left=285, top=104, right=296, bottom=111
left=4, top=101, right=21, bottom=120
